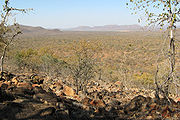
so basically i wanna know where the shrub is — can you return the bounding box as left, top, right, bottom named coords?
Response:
left=14, top=48, right=38, bottom=70
left=67, top=40, right=102, bottom=94
left=133, top=72, right=154, bottom=89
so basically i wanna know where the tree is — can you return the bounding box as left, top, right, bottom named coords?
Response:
left=127, top=0, right=180, bottom=98
left=68, top=40, right=101, bottom=95
left=0, top=0, right=30, bottom=74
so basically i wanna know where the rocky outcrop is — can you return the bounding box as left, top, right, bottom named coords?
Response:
left=0, top=71, right=179, bottom=120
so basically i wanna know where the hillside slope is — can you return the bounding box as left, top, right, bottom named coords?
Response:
left=20, top=25, right=62, bottom=36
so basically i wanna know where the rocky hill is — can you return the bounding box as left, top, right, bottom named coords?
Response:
left=0, top=71, right=180, bottom=120
left=19, top=25, right=62, bottom=36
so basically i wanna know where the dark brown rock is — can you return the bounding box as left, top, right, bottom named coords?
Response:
left=124, top=95, right=147, bottom=114
left=0, top=102, right=23, bottom=120
left=17, top=82, right=32, bottom=90
left=40, top=107, right=56, bottom=116
left=82, top=97, right=91, bottom=106
left=90, top=100, right=106, bottom=108
left=0, top=88, right=15, bottom=102
left=0, top=83, right=9, bottom=90
left=55, top=110, right=71, bottom=120
left=30, top=74, right=44, bottom=84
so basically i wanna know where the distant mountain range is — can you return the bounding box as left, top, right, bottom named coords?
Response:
left=19, top=24, right=180, bottom=35
left=65, top=24, right=142, bottom=31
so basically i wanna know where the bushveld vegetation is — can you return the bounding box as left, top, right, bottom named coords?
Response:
left=3, top=30, right=179, bottom=95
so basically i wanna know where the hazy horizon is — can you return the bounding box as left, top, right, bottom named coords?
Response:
left=20, top=23, right=142, bottom=30
left=0, top=0, right=140, bottom=29
left=0, top=0, right=179, bottom=29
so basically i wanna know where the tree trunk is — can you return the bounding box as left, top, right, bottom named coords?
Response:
left=75, top=78, right=79, bottom=95
left=164, top=28, right=175, bottom=97
left=154, top=64, right=160, bottom=99
left=0, top=45, right=8, bottom=73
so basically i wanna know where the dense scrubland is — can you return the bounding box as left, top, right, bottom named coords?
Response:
left=0, top=29, right=179, bottom=119
left=4, top=30, right=179, bottom=93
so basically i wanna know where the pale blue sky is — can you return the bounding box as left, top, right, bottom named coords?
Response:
left=2, top=0, right=139, bottom=28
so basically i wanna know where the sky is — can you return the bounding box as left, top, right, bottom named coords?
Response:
left=3, top=0, right=162, bottom=29
left=0, top=0, right=140, bottom=29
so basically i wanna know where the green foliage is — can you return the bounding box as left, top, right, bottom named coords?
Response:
left=133, top=72, right=154, bottom=87
left=14, top=48, right=38, bottom=70
left=127, top=0, right=180, bottom=28
left=40, top=54, right=67, bottom=76
left=127, top=0, right=180, bottom=97
left=14, top=47, right=68, bottom=76
left=0, top=0, right=31, bottom=72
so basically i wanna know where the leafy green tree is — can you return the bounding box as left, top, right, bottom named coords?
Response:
left=0, top=0, right=31, bottom=74
left=127, top=0, right=179, bottom=98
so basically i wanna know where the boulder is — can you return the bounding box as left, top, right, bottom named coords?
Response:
left=81, top=97, right=91, bottom=106
left=30, top=74, right=44, bottom=84
left=55, top=90, right=63, bottom=97
left=0, top=88, right=15, bottom=102
left=0, top=81, right=3, bottom=87
left=124, top=95, right=147, bottom=114
left=40, top=107, right=56, bottom=116
left=90, top=100, right=106, bottom=108
left=114, top=81, right=122, bottom=86
left=3, top=81, right=11, bottom=87
left=11, top=77, right=19, bottom=85
left=0, top=72, right=15, bottom=81
left=0, top=83, right=9, bottom=90
left=73, top=95, right=81, bottom=101
left=55, top=82, right=63, bottom=91
left=63, top=86, right=75, bottom=97
left=32, top=84, right=41, bottom=88
left=17, top=82, right=32, bottom=90
left=177, top=97, right=180, bottom=102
